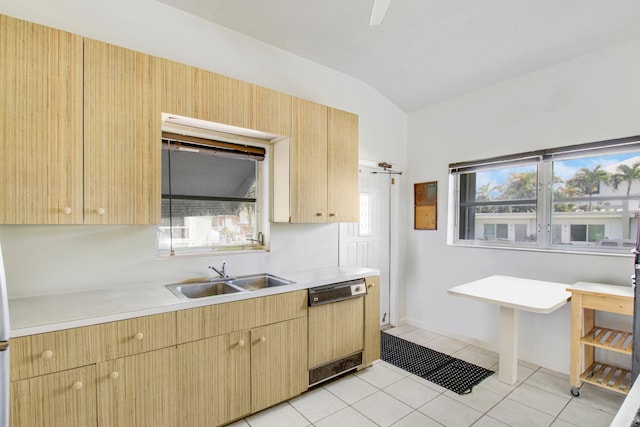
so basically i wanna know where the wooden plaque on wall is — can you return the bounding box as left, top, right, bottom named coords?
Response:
left=414, top=181, right=437, bottom=230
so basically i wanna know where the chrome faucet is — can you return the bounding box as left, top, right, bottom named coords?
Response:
left=209, top=261, right=228, bottom=279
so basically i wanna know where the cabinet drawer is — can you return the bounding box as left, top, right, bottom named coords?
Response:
left=96, top=312, right=176, bottom=361
left=10, top=326, right=98, bottom=381
left=177, top=290, right=308, bottom=343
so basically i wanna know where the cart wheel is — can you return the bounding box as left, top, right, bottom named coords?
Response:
left=570, top=387, right=580, bottom=397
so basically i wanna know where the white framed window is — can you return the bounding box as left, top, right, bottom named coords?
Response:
left=450, top=135, right=640, bottom=254
left=158, top=133, right=267, bottom=256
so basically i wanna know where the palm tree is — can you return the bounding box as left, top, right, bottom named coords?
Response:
left=611, top=162, right=640, bottom=196
left=476, top=182, right=500, bottom=201
left=610, top=162, right=640, bottom=238
left=566, top=165, right=610, bottom=211
left=500, top=171, right=537, bottom=212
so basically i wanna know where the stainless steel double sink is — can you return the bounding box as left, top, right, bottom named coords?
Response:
left=166, top=274, right=295, bottom=300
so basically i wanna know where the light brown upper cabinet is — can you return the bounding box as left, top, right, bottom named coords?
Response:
left=250, top=84, right=292, bottom=136
left=161, top=59, right=211, bottom=121
left=161, top=59, right=250, bottom=129
left=328, top=107, right=359, bottom=223
left=0, top=15, right=83, bottom=224
left=84, top=39, right=161, bottom=224
left=273, top=99, right=359, bottom=223
left=289, top=98, right=329, bottom=223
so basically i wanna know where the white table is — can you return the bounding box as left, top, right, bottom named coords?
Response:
left=448, top=275, right=571, bottom=384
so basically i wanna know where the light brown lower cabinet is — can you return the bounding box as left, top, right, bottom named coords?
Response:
left=251, top=317, right=308, bottom=413
left=97, top=346, right=177, bottom=427
left=177, top=331, right=251, bottom=427
left=177, top=316, right=308, bottom=426
left=10, top=365, right=96, bottom=427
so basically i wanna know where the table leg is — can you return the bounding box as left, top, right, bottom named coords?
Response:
left=499, top=306, right=518, bottom=385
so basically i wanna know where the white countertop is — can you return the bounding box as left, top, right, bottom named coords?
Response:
left=9, top=266, right=378, bottom=337
left=447, top=275, right=572, bottom=313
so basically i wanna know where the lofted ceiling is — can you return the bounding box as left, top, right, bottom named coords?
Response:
left=156, top=0, right=640, bottom=113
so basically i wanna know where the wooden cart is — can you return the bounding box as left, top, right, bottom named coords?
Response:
left=567, top=282, right=633, bottom=396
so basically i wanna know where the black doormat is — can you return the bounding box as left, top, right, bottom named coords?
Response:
left=381, top=331, right=494, bottom=394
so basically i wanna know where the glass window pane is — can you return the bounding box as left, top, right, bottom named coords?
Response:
left=159, top=142, right=260, bottom=254
left=552, top=150, right=640, bottom=249
left=159, top=200, right=256, bottom=249
left=457, top=163, right=538, bottom=244
left=359, top=193, right=372, bottom=236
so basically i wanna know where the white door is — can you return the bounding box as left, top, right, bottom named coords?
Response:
left=339, top=165, right=391, bottom=326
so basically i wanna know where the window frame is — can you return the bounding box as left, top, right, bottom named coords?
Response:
left=158, top=135, right=270, bottom=257
left=449, top=135, right=640, bottom=255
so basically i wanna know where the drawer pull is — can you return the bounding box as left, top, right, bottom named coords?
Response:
left=42, top=350, right=53, bottom=359
left=72, top=381, right=83, bottom=391
left=63, top=207, right=72, bottom=215
left=367, top=283, right=375, bottom=289
left=260, top=336, right=266, bottom=343
left=134, top=332, right=144, bottom=341
left=238, top=339, right=245, bottom=347
left=316, top=212, right=325, bottom=217
left=97, top=207, right=106, bottom=216
left=109, top=371, right=119, bottom=380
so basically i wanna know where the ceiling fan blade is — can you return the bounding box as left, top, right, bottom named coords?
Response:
left=369, top=0, right=391, bottom=26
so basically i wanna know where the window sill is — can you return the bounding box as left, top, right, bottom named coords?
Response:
left=156, top=247, right=269, bottom=259
left=449, top=241, right=633, bottom=258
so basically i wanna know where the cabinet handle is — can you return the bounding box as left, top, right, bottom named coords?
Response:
left=97, top=207, right=106, bottom=216
left=329, top=213, right=336, bottom=217
left=316, top=212, right=325, bottom=217
left=63, top=207, right=72, bottom=215
left=367, top=283, right=375, bottom=289
left=109, top=371, right=119, bottom=380
left=134, top=332, right=144, bottom=341
left=238, top=339, right=245, bottom=347
left=42, top=350, right=53, bottom=359
left=260, top=336, right=266, bottom=343
left=72, top=381, right=83, bottom=391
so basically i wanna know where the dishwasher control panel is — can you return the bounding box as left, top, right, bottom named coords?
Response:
left=308, top=278, right=367, bottom=306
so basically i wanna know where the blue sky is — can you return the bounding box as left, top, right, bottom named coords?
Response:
left=476, top=152, right=640, bottom=191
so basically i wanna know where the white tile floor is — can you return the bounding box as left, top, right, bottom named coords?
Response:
left=227, top=325, right=626, bottom=426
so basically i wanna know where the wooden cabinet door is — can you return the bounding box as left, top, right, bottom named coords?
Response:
left=161, top=59, right=211, bottom=120
left=10, top=365, right=96, bottom=427
left=84, top=39, right=161, bottom=224
left=209, top=73, right=250, bottom=128
left=0, top=15, right=83, bottom=224
left=328, top=107, right=359, bottom=223
left=177, top=331, right=251, bottom=426
left=250, top=84, right=292, bottom=136
left=97, top=347, right=177, bottom=427
left=251, top=317, right=307, bottom=412
left=363, top=276, right=381, bottom=366
left=290, top=98, right=328, bottom=223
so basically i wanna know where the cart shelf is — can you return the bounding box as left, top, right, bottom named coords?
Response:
left=580, top=362, right=632, bottom=395
left=580, top=327, right=632, bottom=354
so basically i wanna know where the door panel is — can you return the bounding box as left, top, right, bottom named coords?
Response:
left=340, top=166, right=391, bottom=325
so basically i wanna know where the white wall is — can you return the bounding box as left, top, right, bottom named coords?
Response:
left=0, top=1, right=407, bottom=298
left=406, top=38, right=640, bottom=373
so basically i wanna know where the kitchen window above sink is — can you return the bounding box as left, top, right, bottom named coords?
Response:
left=157, top=115, right=280, bottom=256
